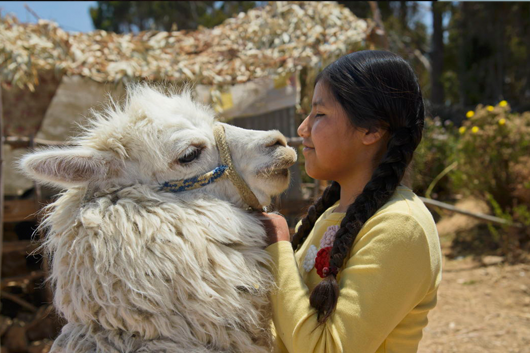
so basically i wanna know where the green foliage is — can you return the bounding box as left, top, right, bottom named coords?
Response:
left=446, top=103, right=530, bottom=257
left=412, top=103, right=530, bottom=257
left=484, top=192, right=530, bottom=257
left=450, top=102, right=530, bottom=210
left=411, top=116, right=458, bottom=200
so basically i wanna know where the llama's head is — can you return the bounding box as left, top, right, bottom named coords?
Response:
left=20, top=85, right=297, bottom=208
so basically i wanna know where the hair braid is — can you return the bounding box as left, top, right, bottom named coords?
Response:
left=291, top=181, right=341, bottom=251
left=331, top=127, right=420, bottom=266
left=310, top=125, right=423, bottom=324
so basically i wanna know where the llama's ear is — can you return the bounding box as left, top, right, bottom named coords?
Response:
left=19, top=148, right=122, bottom=188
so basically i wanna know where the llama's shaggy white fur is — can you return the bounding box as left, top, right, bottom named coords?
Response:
left=21, top=85, right=297, bottom=352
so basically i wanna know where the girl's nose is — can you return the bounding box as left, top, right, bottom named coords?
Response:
left=297, top=116, right=310, bottom=138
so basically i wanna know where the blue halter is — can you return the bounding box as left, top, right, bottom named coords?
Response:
left=160, top=165, right=229, bottom=193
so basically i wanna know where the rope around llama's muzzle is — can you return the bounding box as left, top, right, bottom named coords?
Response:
left=160, top=124, right=264, bottom=211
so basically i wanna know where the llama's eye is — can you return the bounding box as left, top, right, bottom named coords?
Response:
left=178, top=148, right=202, bottom=164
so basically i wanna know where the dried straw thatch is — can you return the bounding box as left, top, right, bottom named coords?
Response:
left=0, top=1, right=369, bottom=92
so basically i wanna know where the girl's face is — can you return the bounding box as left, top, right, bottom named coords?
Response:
left=297, top=81, right=381, bottom=183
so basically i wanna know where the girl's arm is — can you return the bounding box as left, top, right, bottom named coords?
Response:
left=266, top=211, right=438, bottom=353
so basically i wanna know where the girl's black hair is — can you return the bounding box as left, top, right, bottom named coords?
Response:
left=291, top=50, right=425, bottom=325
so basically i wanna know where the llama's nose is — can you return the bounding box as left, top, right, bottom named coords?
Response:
left=264, top=132, right=287, bottom=148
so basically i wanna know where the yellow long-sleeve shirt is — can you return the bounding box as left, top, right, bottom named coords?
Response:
left=266, top=185, right=442, bottom=353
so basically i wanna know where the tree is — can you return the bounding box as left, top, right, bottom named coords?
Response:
left=89, top=1, right=260, bottom=33
left=444, top=2, right=530, bottom=108
left=430, top=2, right=445, bottom=106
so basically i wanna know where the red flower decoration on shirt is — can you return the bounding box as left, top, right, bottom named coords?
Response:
left=314, top=246, right=337, bottom=278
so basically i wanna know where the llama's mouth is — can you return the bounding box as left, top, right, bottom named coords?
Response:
left=257, top=163, right=293, bottom=179
left=264, top=168, right=289, bottom=178
left=257, top=168, right=289, bottom=181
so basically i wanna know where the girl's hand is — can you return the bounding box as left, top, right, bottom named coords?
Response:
left=257, top=212, right=291, bottom=245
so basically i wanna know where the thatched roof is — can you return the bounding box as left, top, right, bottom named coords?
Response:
left=0, top=1, right=369, bottom=91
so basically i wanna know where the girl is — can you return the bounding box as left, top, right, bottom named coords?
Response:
left=261, top=50, right=442, bottom=353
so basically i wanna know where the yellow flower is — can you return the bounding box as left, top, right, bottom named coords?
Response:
left=499, top=118, right=506, bottom=126
left=487, top=105, right=494, bottom=111
left=472, top=126, right=479, bottom=133
left=466, top=110, right=475, bottom=118
left=459, top=126, right=466, bottom=134
left=499, top=100, right=508, bottom=107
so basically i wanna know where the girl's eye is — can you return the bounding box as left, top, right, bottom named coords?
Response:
left=315, top=113, right=325, bottom=118
left=178, top=148, right=202, bottom=164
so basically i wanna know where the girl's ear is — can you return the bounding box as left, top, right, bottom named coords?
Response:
left=361, top=126, right=387, bottom=146
left=20, top=148, right=122, bottom=189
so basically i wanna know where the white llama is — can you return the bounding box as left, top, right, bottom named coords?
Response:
left=20, top=85, right=297, bottom=353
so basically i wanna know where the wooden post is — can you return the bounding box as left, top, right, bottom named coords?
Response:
left=0, top=83, right=4, bottom=309
left=29, top=135, right=42, bottom=204
left=419, top=196, right=524, bottom=228
left=28, top=136, right=53, bottom=303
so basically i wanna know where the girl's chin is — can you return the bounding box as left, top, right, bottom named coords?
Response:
left=304, top=165, right=320, bottom=181
left=305, top=164, right=335, bottom=182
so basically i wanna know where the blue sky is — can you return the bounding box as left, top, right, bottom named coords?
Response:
left=0, top=1, right=97, bottom=32
left=0, top=1, right=433, bottom=34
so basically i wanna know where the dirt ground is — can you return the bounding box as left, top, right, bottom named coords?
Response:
left=418, top=255, right=530, bottom=353
left=418, top=198, right=530, bottom=353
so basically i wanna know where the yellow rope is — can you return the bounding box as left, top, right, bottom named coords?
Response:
left=213, top=124, right=263, bottom=211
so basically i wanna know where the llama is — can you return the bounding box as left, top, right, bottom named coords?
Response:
left=20, top=85, right=297, bottom=353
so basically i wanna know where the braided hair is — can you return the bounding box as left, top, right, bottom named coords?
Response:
left=291, top=50, right=425, bottom=324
